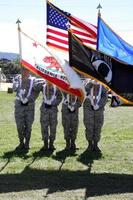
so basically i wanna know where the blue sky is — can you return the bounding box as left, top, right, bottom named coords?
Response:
left=0, top=0, right=133, bottom=53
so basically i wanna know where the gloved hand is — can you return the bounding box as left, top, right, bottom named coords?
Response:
left=22, top=98, right=28, bottom=104
left=64, top=99, right=68, bottom=105
left=68, top=105, right=75, bottom=112
left=45, top=99, right=51, bottom=105
left=20, top=89, right=26, bottom=95
left=70, top=106, right=75, bottom=112
left=93, top=104, right=99, bottom=110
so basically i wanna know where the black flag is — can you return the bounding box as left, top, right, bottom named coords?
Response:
left=69, top=32, right=133, bottom=104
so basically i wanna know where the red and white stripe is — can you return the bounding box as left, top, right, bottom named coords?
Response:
left=47, top=15, right=97, bottom=51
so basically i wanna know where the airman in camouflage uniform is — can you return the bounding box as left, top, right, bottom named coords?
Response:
left=83, top=80, right=108, bottom=152
left=13, top=69, right=40, bottom=151
left=61, top=93, right=81, bottom=150
left=40, top=81, right=62, bottom=150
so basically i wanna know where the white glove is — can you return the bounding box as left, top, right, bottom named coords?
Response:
left=64, top=99, right=68, bottom=105
left=45, top=99, right=51, bottom=105
left=93, top=104, right=99, bottom=110
left=22, top=98, right=28, bottom=104
left=20, top=89, right=26, bottom=95
left=70, top=106, right=75, bottom=112
left=68, top=105, right=75, bottom=112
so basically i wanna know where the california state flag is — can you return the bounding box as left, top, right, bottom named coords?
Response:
left=20, top=30, right=85, bottom=99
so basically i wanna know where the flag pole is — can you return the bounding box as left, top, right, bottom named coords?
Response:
left=97, top=3, right=102, bottom=17
left=96, top=4, right=102, bottom=50
left=16, top=19, right=28, bottom=78
left=45, top=0, right=50, bottom=92
left=16, top=19, right=22, bottom=61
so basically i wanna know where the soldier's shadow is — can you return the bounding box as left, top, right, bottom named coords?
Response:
left=0, top=148, right=30, bottom=173
left=52, top=148, right=77, bottom=170
left=23, top=148, right=55, bottom=170
left=2, top=148, right=30, bottom=159
left=32, top=147, right=54, bottom=159
left=77, top=148, right=102, bottom=173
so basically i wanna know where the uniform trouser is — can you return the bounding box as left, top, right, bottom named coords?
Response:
left=62, top=109, right=79, bottom=140
left=83, top=108, right=104, bottom=142
left=40, top=106, right=58, bottom=141
left=15, top=103, right=35, bottom=142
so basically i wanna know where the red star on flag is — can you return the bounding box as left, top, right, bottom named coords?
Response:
left=33, top=42, right=38, bottom=48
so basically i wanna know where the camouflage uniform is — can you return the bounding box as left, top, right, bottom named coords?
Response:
left=40, top=82, right=62, bottom=150
left=83, top=80, right=108, bottom=151
left=61, top=93, right=81, bottom=150
left=13, top=73, right=40, bottom=150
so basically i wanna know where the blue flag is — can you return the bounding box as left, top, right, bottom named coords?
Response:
left=97, top=16, right=133, bottom=65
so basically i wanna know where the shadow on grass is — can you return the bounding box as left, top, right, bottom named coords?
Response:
left=0, top=149, right=132, bottom=198
left=0, top=167, right=132, bottom=198
left=1, top=148, right=55, bottom=172
left=1, top=147, right=54, bottom=172
left=32, top=148, right=54, bottom=159
left=2, top=149, right=29, bottom=159
left=26, top=148, right=55, bottom=167
left=77, top=148, right=102, bottom=173
left=0, top=149, right=30, bottom=172
left=52, top=148, right=77, bottom=170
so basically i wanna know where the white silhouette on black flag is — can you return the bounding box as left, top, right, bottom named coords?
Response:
left=69, top=32, right=133, bottom=104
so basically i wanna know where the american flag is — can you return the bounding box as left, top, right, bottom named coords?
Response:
left=46, top=1, right=97, bottom=52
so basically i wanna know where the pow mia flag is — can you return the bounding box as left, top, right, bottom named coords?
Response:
left=69, top=32, right=133, bottom=104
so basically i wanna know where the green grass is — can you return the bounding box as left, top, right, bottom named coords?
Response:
left=0, top=92, right=133, bottom=200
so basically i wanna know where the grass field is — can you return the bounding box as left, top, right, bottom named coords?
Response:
left=0, top=92, right=133, bottom=200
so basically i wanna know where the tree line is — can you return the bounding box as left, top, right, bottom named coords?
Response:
left=0, top=58, right=21, bottom=82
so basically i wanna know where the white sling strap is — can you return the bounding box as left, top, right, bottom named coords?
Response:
left=90, top=84, right=102, bottom=106
left=16, top=76, right=35, bottom=101
left=43, top=84, right=56, bottom=103
left=27, top=77, right=35, bottom=98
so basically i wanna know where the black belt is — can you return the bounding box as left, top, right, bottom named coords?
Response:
left=44, top=103, right=52, bottom=109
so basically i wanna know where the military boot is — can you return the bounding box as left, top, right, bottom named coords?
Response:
left=49, top=139, right=55, bottom=150
left=71, top=139, right=76, bottom=150
left=87, top=140, right=93, bottom=151
left=93, top=141, right=101, bottom=152
left=65, top=139, right=71, bottom=150
left=24, top=139, right=30, bottom=150
left=15, top=139, right=24, bottom=150
left=43, top=139, right=48, bottom=150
